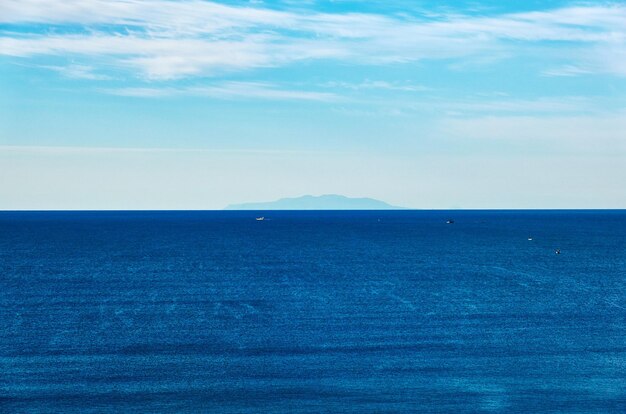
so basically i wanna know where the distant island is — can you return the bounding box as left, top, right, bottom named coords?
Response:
left=225, top=194, right=403, bottom=210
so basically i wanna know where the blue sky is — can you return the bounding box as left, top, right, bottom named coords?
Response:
left=1, top=0, right=625, bottom=209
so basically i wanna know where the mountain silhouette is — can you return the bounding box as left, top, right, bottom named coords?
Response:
left=225, top=194, right=403, bottom=210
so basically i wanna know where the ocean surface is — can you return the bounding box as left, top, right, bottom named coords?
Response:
left=1, top=210, right=625, bottom=413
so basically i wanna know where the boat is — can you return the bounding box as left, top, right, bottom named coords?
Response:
left=256, top=217, right=265, bottom=221
left=446, top=219, right=454, bottom=224
left=528, top=237, right=533, bottom=241
left=555, top=249, right=561, bottom=255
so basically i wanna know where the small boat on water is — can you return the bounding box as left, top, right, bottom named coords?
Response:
left=555, top=249, right=561, bottom=255
left=446, top=219, right=454, bottom=224
left=256, top=217, right=265, bottom=221
left=528, top=237, right=533, bottom=241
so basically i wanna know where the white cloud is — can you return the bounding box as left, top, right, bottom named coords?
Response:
left=324, top=80, right=430, bottom=92
left=0, top=34, right=347, bottom=80
left=331, top=94, right=609, bottom=118
left=0, top=1, right=625, bottom=79
left=104, top=81, right=340, bottom=101
left=44, top=64, right=113, bottom=80
left=0, top=145, right=326, bottom=155
left=542, top=65, right=594, bottom=77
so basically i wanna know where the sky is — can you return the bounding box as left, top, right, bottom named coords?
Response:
left=1, top=0, right=625, bottom=209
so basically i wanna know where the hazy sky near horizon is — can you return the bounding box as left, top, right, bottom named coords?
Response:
left=1, top=0, right=625, bottom=209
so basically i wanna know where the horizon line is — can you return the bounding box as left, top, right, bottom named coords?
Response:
left=2, top=209, right=625, bottom=212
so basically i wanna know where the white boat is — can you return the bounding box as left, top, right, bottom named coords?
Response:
left=256, top=217, right=265, bottom=221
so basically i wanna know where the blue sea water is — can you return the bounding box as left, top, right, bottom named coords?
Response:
left=1, top=210, right=625, bottom=413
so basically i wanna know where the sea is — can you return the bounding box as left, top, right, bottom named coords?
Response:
left=1, top=210, right=625, bottom=413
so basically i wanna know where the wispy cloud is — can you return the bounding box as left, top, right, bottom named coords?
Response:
left=104, top=81, right=340, bottom=101
left=439, top=96, right=599, bottom=115
left=1, top=1, right=625, bottom=80
left=0, top=145, right=331, bottom=155
left=542, top=65, right=594, bottom=77
left=44, top=64, right=113, bottom=80
left=324, top=80, right=430, bottom=92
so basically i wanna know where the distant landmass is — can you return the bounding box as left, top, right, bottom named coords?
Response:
left=225, top=194, right=403, bottom=210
